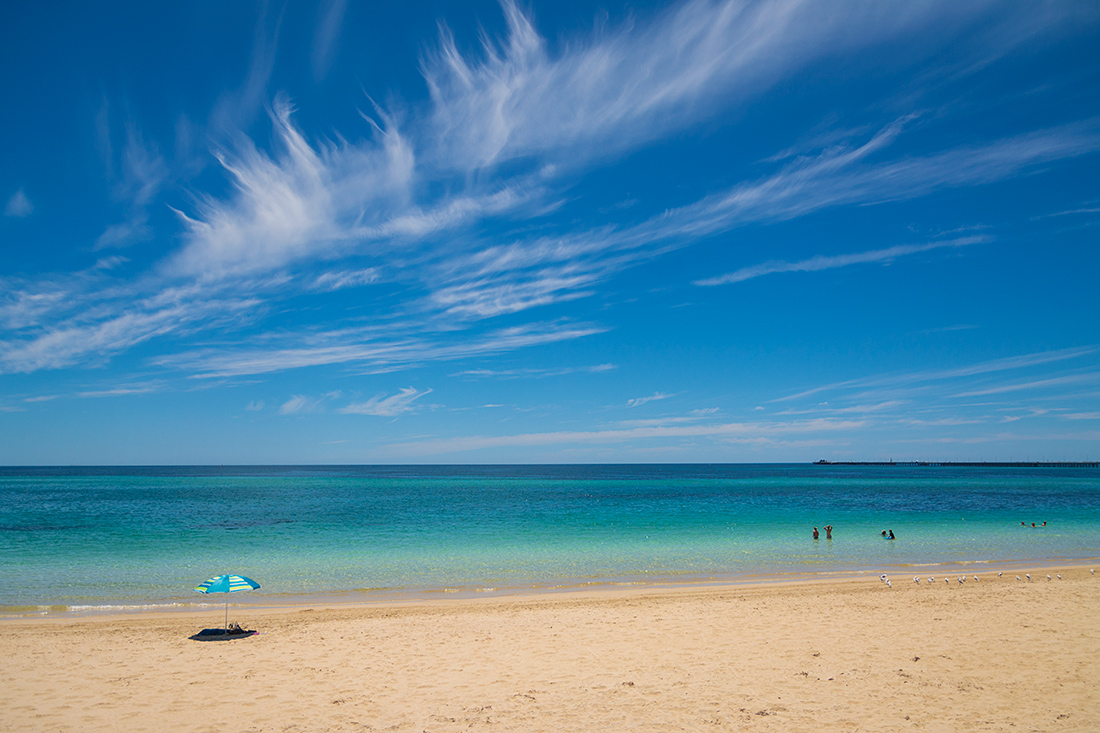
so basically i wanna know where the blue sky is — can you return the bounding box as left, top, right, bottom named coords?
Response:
left=2, top=0, right=1099, bottom=464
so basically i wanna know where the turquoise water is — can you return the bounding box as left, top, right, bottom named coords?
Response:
left=2, top=464, right=1099, bottom=612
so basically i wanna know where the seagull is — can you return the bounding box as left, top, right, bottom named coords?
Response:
left=974, top=576, right=979, bottom=582
left=998, top=572, right=1003, bottom=577
left=880, top=574, right=888, bottom=583
left=1047, top=574, right=1052, bottom=581
left=1091, top=569, right=1095, bottom=575
left=886, top=580, right=891, bottom=587
left=1026, top=574, right=1032, bottom=581
left=945, top=577, right=950, bottom=584
left=1016, top=576, right=1022, bottom=581
left=927, top=577, right=933, bottom=584
left=914, top=576, right=920, bottom=583
left=958, top=576, right=964, bottom=584
left=1057, top=574, right=1062, bottom=580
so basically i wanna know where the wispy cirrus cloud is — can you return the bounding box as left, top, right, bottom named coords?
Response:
left=774, top=346, right=1099, bottom=403
left=627, top=391, right=673, bottom=408
left=162, top=2, right=1100, bottom=317
left=311, top=0, right=347, bottom=82
left=420, top=0, right=1072, bottom=171
left=209, top=2, right=282, bottom=134
left=643, top=121, right=1100, bottom=246
left=278, top=391, right=342, bottom=415
left=92, top=98, right=172, bottom=250
left=695, top=236, right=984, bottom=286
left=955, top=372, right=1100, bottom=397
left=775, top=400, right=907, bottom=416
left=5, top=188, right=33, bottom=218
left=157, top=320, right=605, bottom=379
left=278, top=394, right=323, bottom=415
left=76, top=381, right=164, bottom=398
left=23, top=394, right=61, bottom=403
left=453, top=364, right=616, bottom=379
left=309, top=267, right=379, bottom=291
left=1063, top=412, right=1100, bottom=420
left=383, top=417, right=867, bottom=457
left=169, top=95, right=416, bottom=280
left=0, top=281, right=262, bottom=375
left=339, top=386, right=431, bottom=416
left=4, top=0, right=1098, bottom=389
left=421, top=119, right=1099, bottom=320
left=761, top=347, right=1100, bottom=438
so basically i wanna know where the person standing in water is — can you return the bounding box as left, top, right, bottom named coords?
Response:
left=813, top=527, right=819, bottom=539
left=824, top=525, right=833, bottom=540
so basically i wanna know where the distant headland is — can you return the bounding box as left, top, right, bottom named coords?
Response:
left=813, top=460, right=1099, bottom=468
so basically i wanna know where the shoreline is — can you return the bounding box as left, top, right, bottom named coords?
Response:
left=6, top=557, right=1097, bottom=623
left=3, top=563, right=1098, bottom=731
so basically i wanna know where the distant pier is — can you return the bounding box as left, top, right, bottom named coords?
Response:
left=813, top=460, right=1099, bottom=468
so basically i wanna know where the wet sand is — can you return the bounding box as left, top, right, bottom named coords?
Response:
left=2, top=566, right=1098, bottom=731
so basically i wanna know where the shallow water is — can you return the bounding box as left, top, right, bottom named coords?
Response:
left=2, top=464, right=1098, bottom=613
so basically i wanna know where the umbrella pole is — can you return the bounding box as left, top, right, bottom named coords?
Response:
left=225, top=598, right=229, bottom=632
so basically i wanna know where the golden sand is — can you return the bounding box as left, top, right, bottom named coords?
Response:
left=2, top=566, right=1098, bottom=731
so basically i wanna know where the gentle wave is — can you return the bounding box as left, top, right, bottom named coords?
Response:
left=3, top=464, right=1099, bottom=607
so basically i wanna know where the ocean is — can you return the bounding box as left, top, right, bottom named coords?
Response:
left=2, top=464, right=1099, bottom=615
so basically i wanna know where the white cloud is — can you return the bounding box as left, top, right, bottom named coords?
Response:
left=245, top=400, right=265, bottom=411
left=384, top=417, right=867, bottom=457
left=420, top=119, right=1099, bottom=322
left=339, top=387, right=431, bottom=416
left=96, top=122, right=169, bottom=249
left=279, top=394, right=327, bottom=415
left=77, top=382, right=163, bottom=398
left=312, top=0, right=347, bottom=82
left=695, top=237, right=984, bottom=287
left=160, top=321, right=605, bottom=378
left=0, top=288, right=261, bottom=375
left=452, top=364, right=616, bottom=379
left=420, top=0, right=1054, bottom=171
left=774, top=346, right=1099, bottom=403
left=4, top=0, right=1098, bottom=387
left=4, top=188, right=33, bottom=217
left=918, top=324, right=979, bottom=335
left=1063, top=412, right=1100, bottom=420
left=96, top=217, right=152, bottom=249
left=210, top=4, right=281, bottom=133
left=776, top=400, right=907, bottom=416
left=169, top=95, right=418, bottom=279
left=627, top=391, right=672, bottom=408
left=161, top=3, right=1100, bottom=320
left=643, top=121, right=1100, bottom=249
left=955, top=373, right=1099, bottom=397
left=310, top=267, right=379, bottom=291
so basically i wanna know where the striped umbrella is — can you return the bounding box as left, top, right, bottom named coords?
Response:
left=194, top=574, right=260, bottom=632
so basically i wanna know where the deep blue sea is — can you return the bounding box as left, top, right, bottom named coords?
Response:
left=2, top=464, right=1099, bottom=615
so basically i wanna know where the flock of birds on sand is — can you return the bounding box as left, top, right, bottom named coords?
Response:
left=877, top=568, right=1094, bottom=588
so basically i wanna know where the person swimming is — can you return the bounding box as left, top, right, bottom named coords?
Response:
left=888, top=530, right=895, bottom=540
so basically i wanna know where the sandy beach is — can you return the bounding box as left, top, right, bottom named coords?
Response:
left=2, top=566, right=1098, bottom=732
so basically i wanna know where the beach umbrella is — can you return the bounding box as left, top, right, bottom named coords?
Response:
left=194, top=574, right=260, bottom=632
